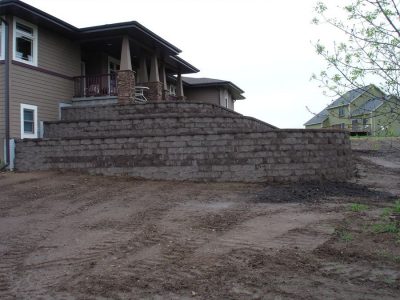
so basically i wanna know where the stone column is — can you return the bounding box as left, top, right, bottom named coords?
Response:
left=139, top=54, right=163, bottom=101
left=176, top=72, right=185, bottom=100
left=117, top=70, right=135, bottom=104
left=117, top=36, right=135, bottom=104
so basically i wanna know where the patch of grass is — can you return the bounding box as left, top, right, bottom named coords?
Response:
left=384, top=277, right=397, bottom=285
left=393, top=200, right=400, bottom=213
left=349, top=203, right=369, bottom=212
left=381, top=207, right=393, bottom=218
left=373, top=222, right=399, bottom=234
left=338, top=230, right=353, bottom=242
left=377, top=250, right=400, bottom=264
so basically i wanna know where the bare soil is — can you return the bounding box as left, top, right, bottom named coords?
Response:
left=1, top=138, right=400, bottom=299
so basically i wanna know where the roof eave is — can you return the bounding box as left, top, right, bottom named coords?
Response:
left=169, top=56, right=199, bottom=74
left=79, top=21, right=182, bottom=55
left=0, top=0, right=78, bottom=36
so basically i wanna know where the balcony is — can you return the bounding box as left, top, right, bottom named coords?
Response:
left=73, top=74, right=117, bottom=98
left=350, top=124, right=372, bottom=135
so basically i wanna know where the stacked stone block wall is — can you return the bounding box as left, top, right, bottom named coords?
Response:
left=44, top=114, right=274, bottom=139
left=15, top=129, right=353, bottom=183
left=60, top=102, right=245, bottom=122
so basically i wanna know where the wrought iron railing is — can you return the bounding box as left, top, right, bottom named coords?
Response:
left=73, top=73, right=117, bottom=98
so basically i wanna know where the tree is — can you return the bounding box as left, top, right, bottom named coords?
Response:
left=311, top=0, right=400, bottom=124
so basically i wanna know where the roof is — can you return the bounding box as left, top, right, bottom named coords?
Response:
left=350, top=96, right=392, bottom=117
left=304, top=109, right=329, bottom=126
left=0, top=0, right=198, bottom=73
left=79, top=21, right=181, bottom=56
left=327, top=85, right=373, bottom=109
left=182, top=77, right=245, bottom=100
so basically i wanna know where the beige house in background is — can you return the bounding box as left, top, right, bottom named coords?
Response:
left=0, top=0, right=245, bottom=167
left=182, top=77, right=245, bottom=110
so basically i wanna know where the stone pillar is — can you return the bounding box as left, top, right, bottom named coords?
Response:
left=117, top=70, right=135, bottom=104
left=176, top=72, right=185, bottom=100
left=141, top=81, right=163, bottom=101
left=137, top=55, right=163, bottom=101
left=117, top=36, right=135, bottom=104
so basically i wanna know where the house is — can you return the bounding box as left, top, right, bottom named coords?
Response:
left=181, top=77, right=245, bottom=110
left=304, top=84, right=400, bottom=136
left=0, top=0, right=245, bottom=167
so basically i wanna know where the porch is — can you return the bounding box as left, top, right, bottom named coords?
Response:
left=72, top=24, right=198, bottom=105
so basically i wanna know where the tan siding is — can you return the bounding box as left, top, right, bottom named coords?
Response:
left=9, top=64, right=73, bottom=139
left=184, top=87, right=220, bottom=106
left=38, top=27, right=81, bottom=77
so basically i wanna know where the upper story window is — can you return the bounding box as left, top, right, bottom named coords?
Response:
left=338, top=107, right=345, bottom=117
left=13, top=18, right=38, bottom=66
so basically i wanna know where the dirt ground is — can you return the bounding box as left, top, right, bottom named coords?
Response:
left=1, top=138, right=400, bottom=299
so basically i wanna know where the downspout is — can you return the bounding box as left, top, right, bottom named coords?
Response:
left=1, top=17, right=10, bottom=170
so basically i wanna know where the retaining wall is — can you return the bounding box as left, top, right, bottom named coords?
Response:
left=15, top=129, right=353, bottom=183
left=44, top=114, right=274, bottom=138
left=60, top=102, right=246, bottom=121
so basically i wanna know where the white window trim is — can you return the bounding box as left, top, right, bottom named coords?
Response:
left=20, top=103, right=38, bottom=139
left=13, top=17, right=38, bottom=66
left=107, top=56, right=120, bottom=74
left=0, top=21, right=5, bottom=60
left=59, top=102, right=72, bottom=120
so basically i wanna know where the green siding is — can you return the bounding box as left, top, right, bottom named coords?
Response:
left=305, top=123, right=323, bottom=129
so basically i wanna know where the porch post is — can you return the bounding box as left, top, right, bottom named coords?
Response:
left=149, top=55, right=159, bottom=82
left=176, top=72, right=184, bottom=100
left=140, top=54, right=163, bottom=101
left=117, top=36, right=135, bottom=104
left=138, top=57, right=149, bottom=83
left=159, top=62, right=168, bottom=100
left=120, top=36, right=132, bottom=71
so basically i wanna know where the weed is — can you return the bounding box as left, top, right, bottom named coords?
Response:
left=349, top=203, right=369, bottom=212
left=381, top=207, right=393, bottom=218
left=393, top=200, right=400, bottom=213
left=338, top=230, right=353, bottom=242
left=373, top=222, right=399, bottom=234
left=384, top=277, right=397, bottom=285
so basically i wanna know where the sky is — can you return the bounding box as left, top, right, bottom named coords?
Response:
left=22, top=0, right=344, bottom=128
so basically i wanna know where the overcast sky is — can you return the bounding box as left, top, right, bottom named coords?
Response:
left=23, top=0, right=344, bottom=128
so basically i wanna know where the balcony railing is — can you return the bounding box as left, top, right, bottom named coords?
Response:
left=73, top=73, right=117, bottom=98
left=350, top=124, right=372, bottom=133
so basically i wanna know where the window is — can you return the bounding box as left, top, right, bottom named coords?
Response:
left=225, top=98, right=229, bottom=108
left=13, top=18, right=38, bottom=66
left=0, top=21, right=5, bottom=60
left=338, top=107, right=345, bottom=117
left=20, top=104, right=38, bottom=139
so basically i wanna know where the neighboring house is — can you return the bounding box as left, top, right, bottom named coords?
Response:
left=0, top=0, right=245, bottom=166
left=304, top=84, right=400, bottom=136
left=181, top=77, right=245, bottom=110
